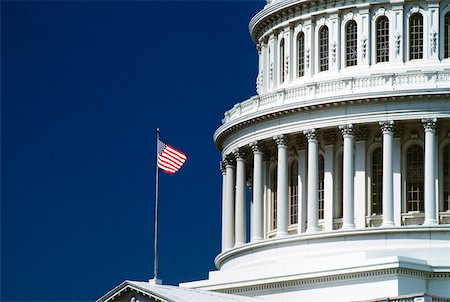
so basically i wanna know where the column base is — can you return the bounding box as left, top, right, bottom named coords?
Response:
left=341, top=223, right=355, bottom=230
left=381, top=221, right=395, bottom=227
left=251, top=237, right=264, bottom=242
left=423, top=219, right=438, bottom=226
left=275, top=231, right=289, bottom=238
left=305, top=227, right=319, bottom=233
left=234, top=242, right=246, bottom=248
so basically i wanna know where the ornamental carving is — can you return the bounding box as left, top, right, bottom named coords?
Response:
left=430, top=30, right=437, bottom=54
left=394, top=33, right=401, bottom=56
left=331, top=41, right=337, bottom=63
left=339, top=124, right=354, bottom=136
left=269, top=62, right=274, bottom=81
left=409, top=5, right=420, bottom=15
left=379, top=120, right=395, bottom=133
left=361, top=36, right=367, bottom=59
left=249, top=141, right=265, bottom=153
left=345, top=12, right=354, bottom=21
left=273, top=134, right=288, bottom=146
left=285, top=56, right=289, bottom=76
left=306, top=49, right=311, bottom=68
left=220, top=161, right=226, bottom=174
left=233, top=148, right=246, bottom=160
left=256, top=71, right=263, bottom=94
left=376, top=8, right=386, bottom=16
left=303, top=128, right=318, bottom=141
left=223, top=156, right=235, bottom=167
left=318, top=17, right=326, bottom=27
left=422, top=118, right=437, bottom=131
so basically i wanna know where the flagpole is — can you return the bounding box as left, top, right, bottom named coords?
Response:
left=153, top=127, right=160, bottom=283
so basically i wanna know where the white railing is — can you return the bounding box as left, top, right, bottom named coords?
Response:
left=222, top=70, right=450, bottom=125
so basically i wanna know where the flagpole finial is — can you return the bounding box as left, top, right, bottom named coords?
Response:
left=156, top=128, right=160, bottom=133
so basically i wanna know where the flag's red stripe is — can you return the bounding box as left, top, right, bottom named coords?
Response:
left=157, top=156, right=179, bottom=170
left=158, top=154, right=183, bottom=169
left=160, top=152, right=184, bottom=167
left=166, top=145, right=187, bottom=160
left=158, top=161, right=177, bottom=174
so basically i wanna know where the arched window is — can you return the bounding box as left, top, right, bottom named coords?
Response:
left=346, top=20, right=358, bottom=66
left=444, top=144, right=450, bottom=211
left=271, top=167, right=278, bottom=230
left=409, top=13, right=424, bottom=60
left=371, top=148, right=383, bottom=214
left=289, top=160, right=298, bottom=225
left=376, top=16, right=389, bottom=63
left=318, top=155, right=325, bottom=219
left=406, top=145, right=424, bottom=211
left=319, top=26, right=329, bottom=71
left=297, top=32, right=305, bottom=77
left=280, top=38, right=285, bottom=83
left=445, top=12, right=450, bottom=59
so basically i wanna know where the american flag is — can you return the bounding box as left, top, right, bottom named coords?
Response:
left=157, top=139, right=187, bottom=174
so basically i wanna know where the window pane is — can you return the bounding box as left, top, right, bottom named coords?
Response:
left=445, top=12, right=450, bottom=59
left=444, top=145, right=450, bottom=211
left=376, top=16, right=389, bottom=63
left=289, top=161, right=298, bottom=225
left=272, top=168, right=278, bottom=230
left=346, top=20, right=357, bottom=66
left=320, top=26, right=329, bottom=71
left=298, top=32, right=305, bottom=77
left=319, top=155, right=325, bottom=219
left=407, top=145, right=424, bottom=211
left=371, top=148, right=383, bottom=214
left=409, top=13, right=423, bottom=60
left=280, top=39, right=285, bottom=83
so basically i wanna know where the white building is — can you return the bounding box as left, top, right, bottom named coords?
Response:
left=99, top=0, right=450, bottom=301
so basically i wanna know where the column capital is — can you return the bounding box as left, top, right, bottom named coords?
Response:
left=223, top=156, right=235, bottom=167
left=273, top=134, right=288, bottom=147
left=220, top=161, right=226, bottom=175
left=249, top=141, right=265, bottom=153
left=422, top=118, right=438, bottom=131
left=233, top=148, right=246, bottom=161
left=303, top=129, right=318, bottom=141
left=339, top=124, right=354, bottom=136
left=380, top=120, right=395, bottom=133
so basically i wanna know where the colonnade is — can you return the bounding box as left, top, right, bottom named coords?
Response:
left=220, top=118, right=439, bottom=251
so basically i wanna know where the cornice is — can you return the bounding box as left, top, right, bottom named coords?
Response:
left=214, top=268, right=450, bottom=294
left=249, top=0, right=390, bottom=43
left=214, top=92, right=450, bottom=152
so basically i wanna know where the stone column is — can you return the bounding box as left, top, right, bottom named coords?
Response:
left=274, top=135, right=289, bottom=237
left=220, top=161, right=227, bottom=252
left=234, top=148, right=247, bottom=246
left=297, top=136, right=307, bottom=233
left=354, top=127, right=367, bottom=229
left=340, top=124, right=355, bottom=229
left=323, top=130, right=337, bottom=231
left=423, top=118, right=438, bottom=225
left=224, top=157, right=235, bottom=250
left=250, top=141, right=264, bottom=241
left=305, top=129, right=319, bottom=232
left=380, top=121, right=395, bottom=227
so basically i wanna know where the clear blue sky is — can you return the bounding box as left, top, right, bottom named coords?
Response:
left=2, top=1, right=264, bottom=300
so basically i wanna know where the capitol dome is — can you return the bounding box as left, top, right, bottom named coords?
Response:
left=181, top=0, right=450, bottom=300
